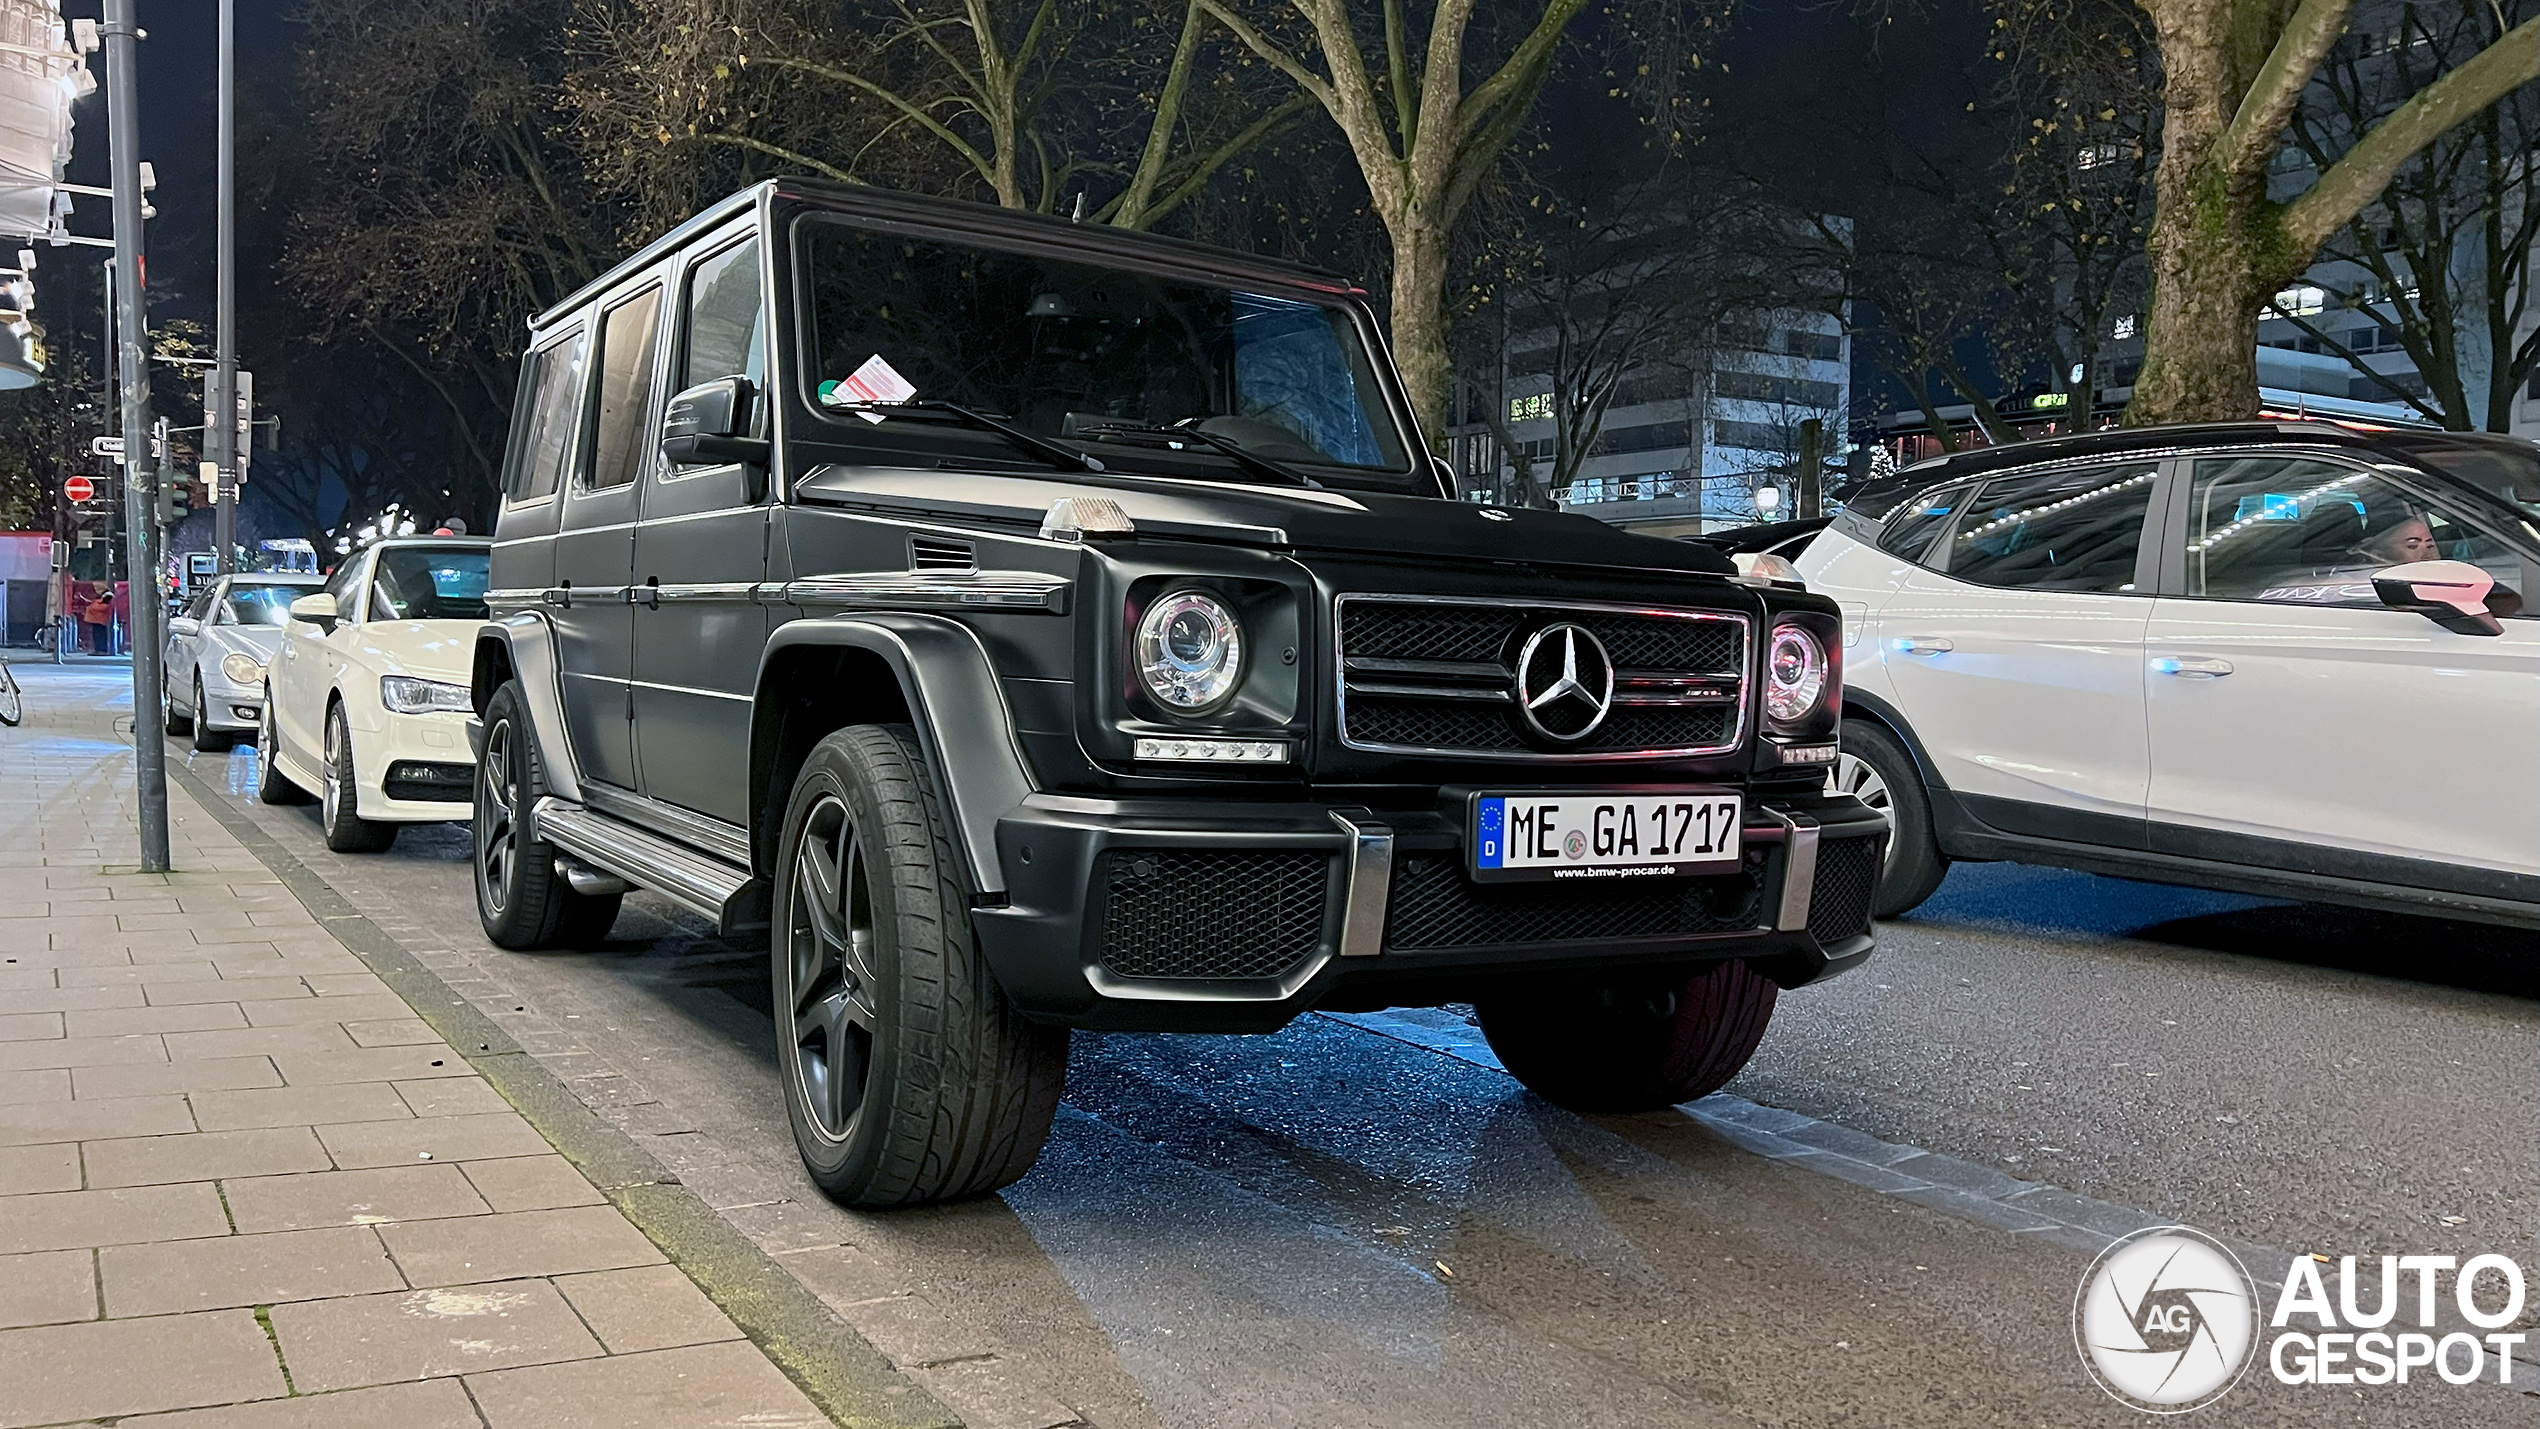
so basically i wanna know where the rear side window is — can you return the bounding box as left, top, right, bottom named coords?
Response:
left=586, top=287, right=665, bottom=491
left=1876, top=483, right=1964, bottom=565
left=682, top=239, right=765, bottom=393
left=509, top=328, right=587, bottom=502
left=1941, top=462, right=2159, bottom=593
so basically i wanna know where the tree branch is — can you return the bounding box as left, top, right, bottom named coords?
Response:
left=2215, top=0, right=2360, bottom=181
left=2281, top=16, right=2540, bottom=255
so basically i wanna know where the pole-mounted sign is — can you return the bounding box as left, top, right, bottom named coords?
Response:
left=62, top=475, right=93, bottom=503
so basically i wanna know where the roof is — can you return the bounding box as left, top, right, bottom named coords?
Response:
left=1887, top=422, right=2373, bottom=485
left=536, top=179, right=1362, bottom=333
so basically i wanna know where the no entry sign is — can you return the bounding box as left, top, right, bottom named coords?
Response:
left=63, top=476, right=94, bottom=503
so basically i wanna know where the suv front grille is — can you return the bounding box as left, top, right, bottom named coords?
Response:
left=1383, top=849, right=1769, bottom=951
left=1096, top=850, right=1334, bottom=981
left=1336, top=596, right=1747, bottom=759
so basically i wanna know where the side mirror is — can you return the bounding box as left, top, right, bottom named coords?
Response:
left=661, top=376, right=771, bottom=473
left=167, top=616, right=200, bottom=637
left=287, top=593, right=340, bottom=631
left=2372, top=559, right=2502, bottom=637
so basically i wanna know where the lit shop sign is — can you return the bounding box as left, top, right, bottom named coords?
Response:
left=1508, top=393, right=1554, bottom=423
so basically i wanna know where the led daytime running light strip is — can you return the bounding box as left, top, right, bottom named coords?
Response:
left=1133, top=737, right=1290, bottom=764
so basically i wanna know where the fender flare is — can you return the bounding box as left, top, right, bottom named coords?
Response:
left=755, top=613, right=1034, bottom=897
left=472, top=614, right=583, bottom=804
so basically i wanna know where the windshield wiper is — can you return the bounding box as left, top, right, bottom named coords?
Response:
left=1067, top=418, right=1321, bottom=489
left=832, top=400, right=1105, bottom=473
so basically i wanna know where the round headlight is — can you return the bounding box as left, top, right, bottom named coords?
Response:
left=1764, top=623, right=1827, bottom=725
left=219, top=652, right=265, bottom=687
left=1135, top=590, right=1244, bottom=712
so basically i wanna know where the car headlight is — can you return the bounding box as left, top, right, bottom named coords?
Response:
left=1764, top=622, right=1828, bottom=726
left=1135, top=589, right=1244, bottom=713
left=380, top=676, right=472, bottom=715
left=219, top=652, right=265, bottom=687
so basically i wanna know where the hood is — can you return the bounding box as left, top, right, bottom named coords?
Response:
left=346, top=621, right=478, bottom=682
left=206, top=625, right=289, bottom=660
left=796, top=465, right=1735, bottom=577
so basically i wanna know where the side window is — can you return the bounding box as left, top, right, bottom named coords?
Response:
left=509, top=328, right=587, bottom=502
left=1877, top=482, right=1967, bottom=565
left=188, top=586, right=218, bottom=622
left=1941, top=463, right=2158, bottom=594
left=681, top=238, right=764, bottom=394
left=585, top=287, right=665, bottom=492
left=322, top=558, right=366, bottom=623
left=2185, top=457, right=2529, bottom=611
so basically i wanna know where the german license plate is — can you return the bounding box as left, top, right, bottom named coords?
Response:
left=1469, top=790, right=1742, bottom=883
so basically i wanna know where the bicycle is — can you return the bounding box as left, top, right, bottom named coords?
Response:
left=0, top=658, right=21, bottom=726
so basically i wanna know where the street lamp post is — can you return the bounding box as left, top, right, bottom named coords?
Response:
left=102, top=0, right=168, bottom=872
left=211, top=0, right=235, bottom=570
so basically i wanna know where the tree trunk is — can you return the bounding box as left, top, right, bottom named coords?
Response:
left=1386, top=222, right=1453, bottom=447
left=2128, top=189, right=2279, bottom=423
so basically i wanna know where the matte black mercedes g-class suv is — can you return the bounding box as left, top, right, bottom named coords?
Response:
left=469, top=180, right=1885, bottom=1207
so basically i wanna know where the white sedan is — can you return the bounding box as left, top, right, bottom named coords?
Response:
left=258, top=538, right=491, bottom=852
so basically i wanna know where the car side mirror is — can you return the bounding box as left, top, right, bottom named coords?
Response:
left=286, top=593, right=340, bottom=632
left=2372, top=559, right=2502, bottom=636
left=661, top=376, right=771, bottom=478
left=167, top=616, right=200, bottom=637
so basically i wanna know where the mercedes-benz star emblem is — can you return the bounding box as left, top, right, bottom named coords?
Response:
left=1513, top=623, right=1614, bottom=743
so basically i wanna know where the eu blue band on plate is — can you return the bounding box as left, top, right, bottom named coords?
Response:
left=1474, top=797, right=1504, bottom=869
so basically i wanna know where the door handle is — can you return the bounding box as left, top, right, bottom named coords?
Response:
left=542, top=582, right=571, bottom=609
left=631, top=578, right=660, bottom=610
left=2152, top=656, right=2234, bottom=678
left=1893, top=637, right=1953, bottom=655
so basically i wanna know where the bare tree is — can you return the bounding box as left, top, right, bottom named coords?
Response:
left=2123, top=0, right=2537, bottom=422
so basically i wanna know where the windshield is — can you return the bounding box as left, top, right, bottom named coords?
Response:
left=367, top=547, right=491, bottom=622
left=2379, top=433, right=2540, bottom=525
left=802, top=221, right=1411, bottom=479
left=224, top=584, right=315, bottom=626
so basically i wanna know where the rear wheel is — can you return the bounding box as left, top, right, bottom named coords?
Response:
left=255, top=690, right=313, bottom=806
left=772, top=724, right=1067, bottom=1207
left=319, top=703, right=397, bottom=853
left=163, top=673, right=191, bottom=735
left=474, top=681, right=619, bottom=949
left=1476, top=959, right=1780, bottom=1113
left=190, top=677, right=232, bottom=753
left=1834, top=720, right=1948, bottom=917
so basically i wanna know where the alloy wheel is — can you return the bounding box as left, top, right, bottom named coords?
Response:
left=257, top=694, right=275, bottom=780
left=1827, top=751, right=1899, bottom=874
left=476, top=718, right=515, bottom=914
left=784, top=793, right=879, bottom=1143
left=320, top=712, right=342, bottom=829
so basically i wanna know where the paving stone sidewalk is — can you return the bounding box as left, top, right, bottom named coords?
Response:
left=0, top=665, right=833, bottom=1428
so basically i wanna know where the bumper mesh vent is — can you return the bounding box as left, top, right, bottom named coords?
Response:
left=1806, top=835, right=1882, bottom=945
left=1097, top=850, right=1333, bottom=981
left=1383, top=850, right=1768, bottom=952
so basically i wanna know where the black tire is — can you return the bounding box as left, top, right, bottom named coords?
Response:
left=1835, top=719, right=1949, bottom=918
left=319, top=702, right=397, bottom=853
left=1476, top=959, right=1781, bottom=1113
left=164, top=672, right=191, bottom=735
left=474, top=681, right=621, bottom=950
left=190, top=677, right=232, bottom=753
left=771, top=723, right=1067, bottom=1208
left=255, top=689, right=314, bottom=806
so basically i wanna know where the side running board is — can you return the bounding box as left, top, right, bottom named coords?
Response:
left=533, top=798, right=769, bottom=936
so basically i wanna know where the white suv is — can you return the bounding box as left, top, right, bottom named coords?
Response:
left=1796, top=423, right=2540, bottom=929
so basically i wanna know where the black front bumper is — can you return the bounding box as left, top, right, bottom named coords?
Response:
left=972, top=789, right=1886, bottom=1031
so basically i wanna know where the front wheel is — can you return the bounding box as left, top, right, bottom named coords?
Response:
left=190, top=677, right=231, bottom=753
left=1476, top=959, right=1780, bottom=1113
left=772, top=724, right=1067, bottom=1208
left=163, top=672, right=190, bottom=735
left=0, top=664, right=19, bottom=727
left=319, top=703, right=397, bottom=853
left=1832, top=720, right=1948, bottom=917
left=474, top=681, right=619, bottom=950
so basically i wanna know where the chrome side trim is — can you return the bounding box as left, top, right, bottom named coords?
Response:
left=580, top=782, right=753, bottom=866
left=1333, top=593, right=1752, bottom=762
left=1329, top=808, right=1395, bottom=957
left=535, top=797, right=750, bottom=923
left=650, top=582, right=760, bottom=602
left=1767, top=809, right=1821, bottom=933
left=483, top=587, right=543, bottom=608
left=784, top=570, right=1069, bottom=613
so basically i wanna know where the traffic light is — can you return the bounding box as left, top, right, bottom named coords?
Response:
left=158, top=477, right=190, bottom=525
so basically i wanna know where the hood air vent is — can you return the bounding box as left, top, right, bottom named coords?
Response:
left=908, top=535, right=976, bottom=572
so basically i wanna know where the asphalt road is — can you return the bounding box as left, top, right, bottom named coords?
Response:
left=134, top=697, right=2537, bottom=1429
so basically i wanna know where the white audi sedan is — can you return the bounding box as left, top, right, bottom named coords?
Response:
left=164, top=573, right=323, bottom=752
left=258, top=537, right=492, bottom=852
left=1797, top=422, right=2539, bottom=929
